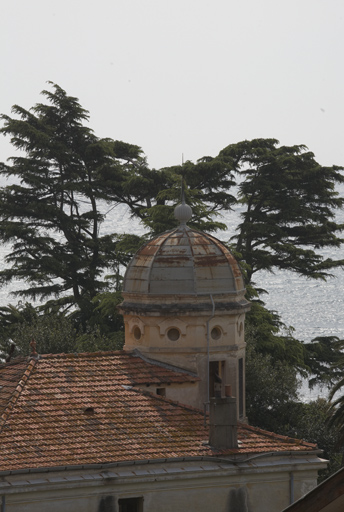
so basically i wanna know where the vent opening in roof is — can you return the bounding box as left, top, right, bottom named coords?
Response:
left=83, top=406, right=95, bottom=416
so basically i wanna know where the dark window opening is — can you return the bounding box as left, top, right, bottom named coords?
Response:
left=156, top=387, right=166, bottom=397
left=239, top=358, right=244, bottom=418
left=211, top=326, right=221, bottom=340
left=209, top=361, right=225, bottom=398
left=118, top=497, right=143, bottom=512
left=133, top=326, right=142, bottom=340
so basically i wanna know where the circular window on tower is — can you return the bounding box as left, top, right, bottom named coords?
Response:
left=167, top=328, right=180, bottom=341
left=211, top=326, right=222, bottom=341
left=133, top=326, right=142, bottom=340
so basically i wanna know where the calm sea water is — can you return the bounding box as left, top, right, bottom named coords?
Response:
left=0, top=183, right=343, bottom=400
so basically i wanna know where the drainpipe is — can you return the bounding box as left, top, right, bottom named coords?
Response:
left=290, top=472, right=294, bottom=504
left=204, top=294, right=215, bottom=426
left=2, top=495, right=5, bottom=512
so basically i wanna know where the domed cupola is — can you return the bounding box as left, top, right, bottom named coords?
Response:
left=119, top=194, right=250, bottom=417
left=122, top=225, right=244, bottom=297
left=121, top=195, right=247, bottom=303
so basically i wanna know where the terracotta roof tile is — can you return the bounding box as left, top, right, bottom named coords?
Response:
left=0, top=358, right=30, bottom=414
left=0, top=352, right=317, bottom=471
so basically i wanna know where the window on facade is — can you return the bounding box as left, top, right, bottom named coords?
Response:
left=156, top=387, right=166, bottom=397
left=209, top=360, right=225, bottom=398
left=211, top=326, right=221, bottom=340
left=133, top=326, right=142, bottom=340
left=167, top=328, right=180, bottom=341
left=118, top=497, right=143, bottom=512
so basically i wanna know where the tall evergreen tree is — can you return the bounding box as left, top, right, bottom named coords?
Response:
left=0, top=83, right=145, bottom=312
left=218, top=138, right=344, bottom=283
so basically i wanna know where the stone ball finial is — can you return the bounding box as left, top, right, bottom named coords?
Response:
left=174, top=201, right=192, bottom=225
left=174, top=177, right=192, bottom=225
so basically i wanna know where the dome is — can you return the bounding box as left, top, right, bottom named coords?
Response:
left=122, top=225, right=245, bottom=296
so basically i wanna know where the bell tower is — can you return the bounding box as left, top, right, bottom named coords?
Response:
left=119, top=198, right=250, bottom=419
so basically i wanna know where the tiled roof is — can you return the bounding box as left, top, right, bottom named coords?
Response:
left=0, top=352, right=317, bottom=472
left=0, top=357, right=34, bottom=417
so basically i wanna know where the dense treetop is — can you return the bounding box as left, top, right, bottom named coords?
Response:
left=0, top=82, right=343, bottom=378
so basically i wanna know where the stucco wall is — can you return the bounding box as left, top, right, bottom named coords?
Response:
left=1, top=457, right=326, bottom=512
left=135, top=349, right=246, bottom=417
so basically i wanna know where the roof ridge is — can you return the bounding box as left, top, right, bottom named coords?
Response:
left=39, top=350, right=126, bottom=359
left=0, top=357, right=37, bottom=434
left=240, top=423, right=317, bottom=448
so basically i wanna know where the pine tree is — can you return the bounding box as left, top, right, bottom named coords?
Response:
left=0, top=83, right=145, bottom=312
left=219, top=138, right=344, bottom=283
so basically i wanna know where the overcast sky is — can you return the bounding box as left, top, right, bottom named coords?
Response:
left=2, top=0, right=344, bottom=169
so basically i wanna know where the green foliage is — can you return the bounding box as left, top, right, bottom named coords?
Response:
left=120, top=159, right=235, bottom=235
left=75, top=328, right=124, bottom=353
left=123, top=137, right=344, bottom=302
left=328, top=353, right=344, bottom=453
left=246, top=300, right=305, bottom=368
left=286, top=399, right=342, bottom=482
left=0, top=305, right=78, bottom=357
left=304, top=337, right=344, bottom=388
left=245, top=328, right=300, bottom=432
left=0, top=83, right=146, bottom=312
left=0, top=302, right=37, bottom=337
left=0, top=297, right=125, bottom=360
left=77, top=291, right=125, bottom=341
left=246, top=299, right=344, bottom=388
left=246, top=329, right=342, bottom=482
left=246, top=303, right=344, bottom=482
left=2, top=86, right=343, bottom=323
left=219, top=138, right=344, bottom=283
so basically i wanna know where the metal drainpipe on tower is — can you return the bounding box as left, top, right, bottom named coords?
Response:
left=204, top=294, right=215, bottom=426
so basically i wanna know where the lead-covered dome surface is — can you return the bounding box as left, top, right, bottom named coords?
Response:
left=123, top=226, right=244, bottom=296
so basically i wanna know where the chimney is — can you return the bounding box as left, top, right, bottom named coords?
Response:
left=209, top=396, right=238, bottom=449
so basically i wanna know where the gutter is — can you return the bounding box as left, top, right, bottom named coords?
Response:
left=290, top=472, right=294, bottom=504
left=0, top=450, right=324, bottom=478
